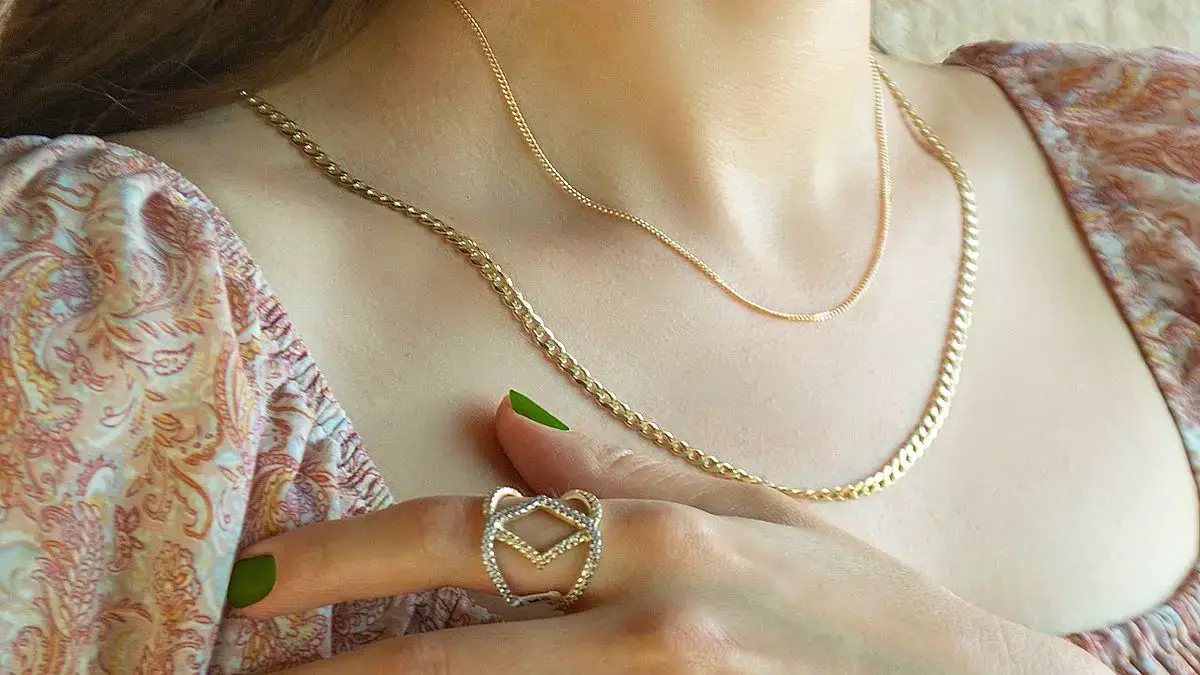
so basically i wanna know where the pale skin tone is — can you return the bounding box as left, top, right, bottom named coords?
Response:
left=238, top=399, right=1111, bottom=673
left=115, top=0, right=1199, bottom=667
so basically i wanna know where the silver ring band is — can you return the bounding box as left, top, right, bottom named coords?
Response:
left=481, top=486, right=603, bottom=609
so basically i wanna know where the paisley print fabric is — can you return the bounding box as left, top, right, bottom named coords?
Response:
left=0, top=42, right=1196, bottom=672
left=0, top=137, right=489, bottom=674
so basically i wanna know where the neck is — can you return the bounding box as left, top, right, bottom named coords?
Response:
left=265, top=0, right=880, bottom=247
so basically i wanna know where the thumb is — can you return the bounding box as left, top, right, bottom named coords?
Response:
left=496, top=390, right=812, bottom=525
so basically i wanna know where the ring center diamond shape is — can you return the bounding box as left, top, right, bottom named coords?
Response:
left=481, top=487, right=603, bottom=609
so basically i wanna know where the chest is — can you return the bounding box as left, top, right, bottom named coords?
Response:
left=118, top=75, right=1200, bottom=636
left=225, top=159, right=1198, bottom=637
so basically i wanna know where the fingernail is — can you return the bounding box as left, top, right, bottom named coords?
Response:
left=227, top=554, right=276, bottom=609
left=509, top=390, right=570, bottom=431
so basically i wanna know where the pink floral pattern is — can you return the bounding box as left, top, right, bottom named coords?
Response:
left=0, top=42, right=1196, bottom=673
left=0, top=135, right=488, bottom=674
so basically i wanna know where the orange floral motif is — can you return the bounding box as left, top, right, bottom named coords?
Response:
left=132, top=543, right=215, bottom=673
left=110, top=504, right=145, bottom=572
left=1, top=42, right=1198, bottom=673
left=1, top=135, right=489, bottom=674
left=125, top=411, right=220, bottom=539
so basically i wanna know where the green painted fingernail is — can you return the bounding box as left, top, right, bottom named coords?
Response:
left=227, top=554, right=276, bottom=609
left=509, top=390, right=570, bottom=431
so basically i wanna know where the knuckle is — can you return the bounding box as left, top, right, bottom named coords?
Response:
left=617, top=600, right=738, bottom=673
left=725, top=483, right=820, bottom=527
left=399, top=497, right=474, bottom=559
left=683, top=478, right=819, bottom=529
left=602, top=444, right=654, bottom=478
left=623, top=501, right=723, bottom=560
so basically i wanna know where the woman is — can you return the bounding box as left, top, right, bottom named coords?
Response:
left=1, top=0, right=1196, bottom=671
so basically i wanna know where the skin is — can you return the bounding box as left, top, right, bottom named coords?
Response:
left=236, top=399, right=1112, bottom=674
left=115, top=0, right=1198, bottom=665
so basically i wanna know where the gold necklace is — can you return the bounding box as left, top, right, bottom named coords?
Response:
left=450, top=0, right=892, bottom=323
left=239, top=53, right=978, bottom=502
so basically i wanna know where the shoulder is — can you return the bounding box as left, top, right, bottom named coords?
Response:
left=0, top=134, right=233, bottom=245
left=950, top=43, right=1200, bottom=420
left=942, top=43, right=1198, bottom=261
left=0, top=135, right=263, bottom=446
left=0, top=135, right=244, bottom=287
left=0, top=135, right=251, bottom=404
left=945, top=41, right=1199, bottom=127
left=0, top=134, right=258, bottom=667
left=944, top=42, right=1199, bottom=251
left=0, top=133, right=415, bottom=671
left=0, top=133, right=264, bottom=330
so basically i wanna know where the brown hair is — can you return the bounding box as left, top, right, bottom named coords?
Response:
left=0, top=0, right=388, bottom=137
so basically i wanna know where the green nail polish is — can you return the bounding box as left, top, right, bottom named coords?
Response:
left=509, top=390, right=570, bottom=431
left=227, top=554, right=276, bottom=609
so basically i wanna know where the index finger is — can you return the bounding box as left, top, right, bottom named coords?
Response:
left=227, top=493, right=670, bottom=618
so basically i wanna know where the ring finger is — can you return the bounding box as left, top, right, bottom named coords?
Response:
left=229, top=490, right=699, bottom=619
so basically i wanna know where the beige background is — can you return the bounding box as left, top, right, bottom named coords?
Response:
left=874, top=0, right=1200, bottom=62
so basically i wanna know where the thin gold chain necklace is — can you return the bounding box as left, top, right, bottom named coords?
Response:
left=450, top=0, right=892, bottom=323
left=239, top=55, right=978, bottom=503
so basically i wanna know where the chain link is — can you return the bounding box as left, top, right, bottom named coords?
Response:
left=449, top=0, right=892, bottom=323
left=239, top=51, right=977, bottom=500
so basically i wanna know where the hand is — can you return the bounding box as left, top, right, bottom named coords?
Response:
left=229, top=393, right=1109, bottom=674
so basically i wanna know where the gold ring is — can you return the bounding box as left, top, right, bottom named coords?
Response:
left=481, top=486, right=603, bottom=609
